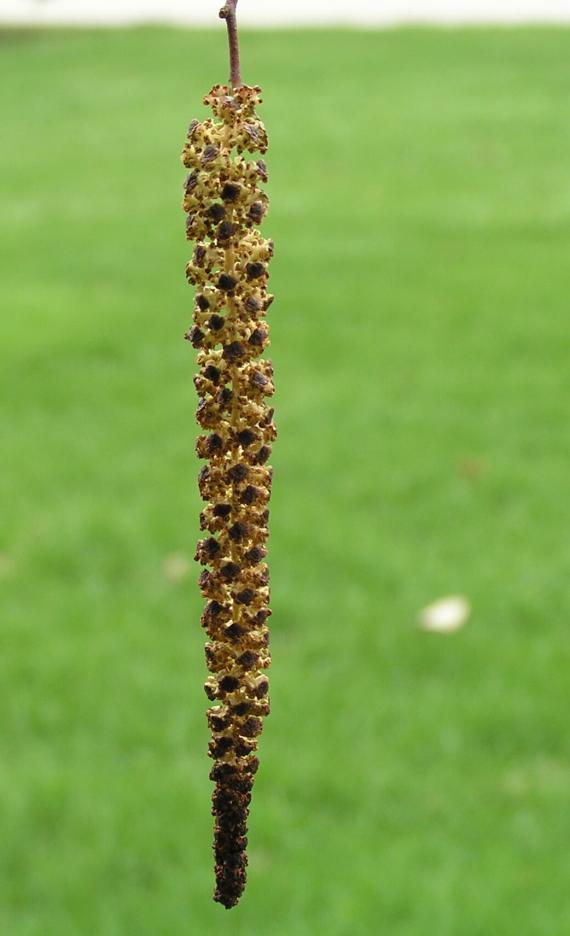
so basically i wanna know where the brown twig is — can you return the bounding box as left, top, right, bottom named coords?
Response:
left=219, top=0, right=242, bottom=88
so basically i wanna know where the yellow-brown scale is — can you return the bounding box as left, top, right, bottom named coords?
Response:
left=181, top=84, right=275, bottom=909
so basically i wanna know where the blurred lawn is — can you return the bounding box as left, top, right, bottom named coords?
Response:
left=1, top=25, right=570, bottom=936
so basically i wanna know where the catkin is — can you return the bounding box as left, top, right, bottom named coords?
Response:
left=181, top=84, right=275, bottom=909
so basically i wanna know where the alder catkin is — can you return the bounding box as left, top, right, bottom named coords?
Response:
left=181, top=83, right=275, bottom=909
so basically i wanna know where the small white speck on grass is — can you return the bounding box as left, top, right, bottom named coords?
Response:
left=163, top=552, right=190, bottom=583
left=417, top=595, right=471, bottom=634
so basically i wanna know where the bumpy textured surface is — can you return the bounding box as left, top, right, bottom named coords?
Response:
left=181, top=84, right=275, bottom=910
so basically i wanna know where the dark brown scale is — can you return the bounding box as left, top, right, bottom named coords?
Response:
left=184, top=169, right=199, bottom=192
left=222, top=341, right=246, bottom=363
left=221, top=181, right=241, bottom=201
left=240, top=485, right=259, bottom=505
left=253, top=445, right=271, bottom=465
left=194, top=245, right=207, bottom=266
left=208, top=203, right=226, bottom=221
left=203, top=537, right=222, bottom=559
left=235, top=588, right=254, bottom=605
left=201, top=144, right=220, bottom=163
left=248, top=326, right=267, bottom=347
left=217, top=221, right=237, bottom=243
left=253, top=678, right=269, bottom=698
left=228, top=521, right=248, bottom=542
left=241, top=716, right=263, bottom=737
left=249, top=370, right=268, bottom=390
left=237, top=428, right=257, bottom=447
left=208, top=710, right=230, bottom=732
left=204, top=682, right=218, bottom=701
left=206, top=433, right=224, bottom=454
left=244, top=296, right=262, bottom=313
left=246, top=261, right=265, bottom=280
left=218, top=386, right=233, bottom=407
left=227, top=463, right=249, bottom=484
left=219, top=562, right=240, bottom=582
left=218, top=273, right=237, bottom=292
left=212, top=502, right=232, bottom=518
left=224, top=623, right=244, bottom=640
left=248, top=202, right=266, bottom=224
left=219, top=675, right=239, bottom=693
left=208, top=314, right=225, bottom=331
left=245, top=546, right=266, bottom=564
left=185, top=326, right=204, bottom=348
left=202, top=600, right=230, bottom=625
left=209, top=736, right=234, bottom=758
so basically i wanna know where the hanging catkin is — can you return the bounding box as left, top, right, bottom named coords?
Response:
left=181, top=13, right=275, bottom=908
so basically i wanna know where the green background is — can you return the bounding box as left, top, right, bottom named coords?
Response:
left=1, top=26, right=569, bottom=935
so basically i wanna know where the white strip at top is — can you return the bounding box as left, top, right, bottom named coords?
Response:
left=2, top=0, right=570, bottom=26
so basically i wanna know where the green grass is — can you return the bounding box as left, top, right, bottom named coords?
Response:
left=1, top=24, right=570, bottom=935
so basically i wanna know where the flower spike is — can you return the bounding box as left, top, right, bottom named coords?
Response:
left=181, top=26, right=275, bottom=909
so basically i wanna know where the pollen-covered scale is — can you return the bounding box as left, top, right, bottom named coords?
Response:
left=181, top=0, right=276, bottom=911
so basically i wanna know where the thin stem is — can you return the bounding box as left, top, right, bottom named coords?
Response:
left=219, top=0, right=242, bottom=88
